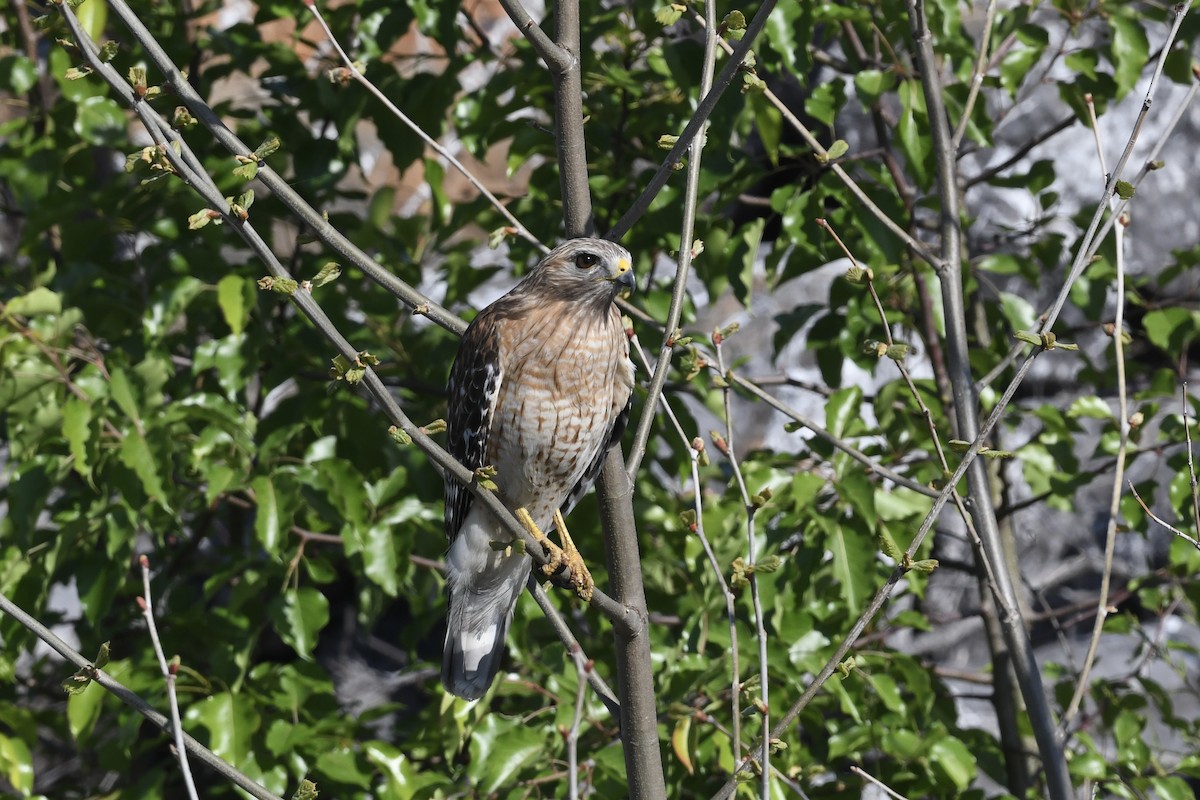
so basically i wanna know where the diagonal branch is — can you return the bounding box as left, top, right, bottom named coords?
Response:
left=0, top=591, right=285, bottom=800
left=103, top=0, right=468, bottom=335
left=906, top=0, right=1069, bottom=795
left=607, top=0, right=779, bottom=241
left=305, top=0, right=548, bottom=254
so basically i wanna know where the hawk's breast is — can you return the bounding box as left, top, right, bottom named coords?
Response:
left=489, top=302, right=631, bottom=527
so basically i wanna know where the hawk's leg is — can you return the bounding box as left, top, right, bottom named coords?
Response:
left=513, top=507, right=594, bottom=601
left=553, top=509, right=594, bottom=601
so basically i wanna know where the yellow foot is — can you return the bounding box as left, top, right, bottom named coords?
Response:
left=514, top=507, right=594, bottom=601
left=554, top=509, right=594, bottom=602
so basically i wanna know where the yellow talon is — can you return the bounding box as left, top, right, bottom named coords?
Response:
left=514, top=507, right=594, bottom=601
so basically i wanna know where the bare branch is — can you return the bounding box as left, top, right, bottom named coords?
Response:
left=607, top=0, right=779, bottom=241
left=1130, top=484, right=1200, bottom=553
left=0, top=591, right=285, bottom=800
left=305, top=0, right=548, bottom=254
left=951, top=0, right=999, bottom=150
left=497, top=0, right=569, bottom=70
left=713, top=338, right=771, bottom=797
left=566, top=648, right=589, bottom=800
left=852, top=765, right=913, bottom=800
left=1061, top=95, right=1132, bottom=730
left=906, top=0, right=1069, bottom=793
left=103, top=0, right=468, bottom=335
left=625, top=0, right=720, bottom=479
left=728, top=373, right=940, bottom=499
left=138, top=557, right=199, bottom=800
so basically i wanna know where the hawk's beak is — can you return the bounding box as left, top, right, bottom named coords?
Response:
left=614, top=258, right=635, bottom=290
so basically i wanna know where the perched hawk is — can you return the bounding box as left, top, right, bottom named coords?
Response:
left=442, top=238, right=635, bottom=700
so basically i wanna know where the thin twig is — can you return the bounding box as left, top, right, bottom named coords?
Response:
left=951, top=0, right=999, bottom=149
left=526, top=577, right=620, bottom=717
left=625, top=0, right=720, bottom=480
left=690, top=14, right=941, bottom=270
left=729, top=373, right=939, bottom=499
left=607, top=0, right=779, bottom=241
left=965, top=114, right=1076, bottom=188
left=138, top=556, right=200, bottom=800
left=566, top=648, right=589, bottom=800
left=1186, top=384, right=1200, bottom=537
left=304, top=0, right=547, bottom=254
left=852, top=765, right=913, bottom=800
left=1130, top=484, right=1200, bottom=553
left=713, top=338, right=770, bottom=798
left=1061, top=94, right=1131, bottom=730
left=0, top=591, right=285, bottom=800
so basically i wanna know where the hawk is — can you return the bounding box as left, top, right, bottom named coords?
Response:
left=442, top=238, right=635, bottom=700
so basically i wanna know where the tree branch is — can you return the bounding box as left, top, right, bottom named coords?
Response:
left=0, top=591, right=285, bottom=800
left=103, top=0, right=469, bottom=335
left=607, top=0, right=779, bottom=241
left=305, top=0, right=548, bottom=253
left=905, top=1, right=1070, bottom=795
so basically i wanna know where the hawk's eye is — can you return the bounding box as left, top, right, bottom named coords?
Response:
left=574, top=252, right=600, bottom=270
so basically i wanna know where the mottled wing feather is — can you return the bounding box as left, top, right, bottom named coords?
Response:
left=560, top=393, right=632, bottom=517
left=444, top=311, right=504, bottom=541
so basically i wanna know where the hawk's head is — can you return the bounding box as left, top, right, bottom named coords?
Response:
left=522, top=238, right=635, bottom=307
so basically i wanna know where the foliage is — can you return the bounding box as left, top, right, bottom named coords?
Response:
left=1, top=0, right=1199, bottom=798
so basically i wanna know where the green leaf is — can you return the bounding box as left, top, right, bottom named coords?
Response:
left=311, top=262, right=342, bottom=288
left=4, top=287, right=61, bottom=317
left=62, top=396, right=93, bottom=478
left=67, top=669, right=106, bottom=739
left=1114, top=180, right=1135, bottom=199
left=73, top=96, right=126, bottom=147
left=119, top=430, right=169, bottom=506
left=748, top=93, right=782, bottom=167
left=824, top=386, right=863, bottom=439
left=929, top=734, right=976, bottom=790
left=184, top=691, right=260, bottom=766
left=654, top=4, right=684, bottom=26
left=1109, top=15, right=1149, bottom=99
left=467, top=714, right=545, bottom=794
left=1143, top=307, right=1200, bottom=353
left=355, top=523, right=399, bottom=596
left=108, top=368, right=141, bottom=426
left=999, top=292, right=1036, bottom=331
left=75, top=0, right=109, bottom=46
left=364, top=741, right=420, bottom=799
left=0, top=734, right=34, bottom=796
left=217, top=274, right=248, bottom=336
left=272, top=587, right=330, bottom=659
left=897, top=81, right=931, bottom=188
left=0, top=55, right=37, bottom=94
left=853, top=69, right=896, bottom=106
left=252, top=475, right=283, bottom=555
left=1067, top=395, right=1114, bottom=420
left=825, top=139, right=849, bottom=161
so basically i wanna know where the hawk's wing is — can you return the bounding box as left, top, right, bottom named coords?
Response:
left=444, top=310, right=504, bottom=541
left=560, top=393, right=632, bottom=517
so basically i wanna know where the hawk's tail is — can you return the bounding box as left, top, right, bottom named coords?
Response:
left=442, top=553, right=530, bottom=700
